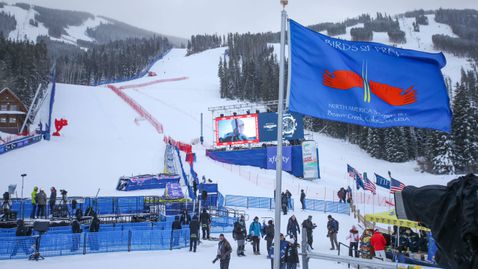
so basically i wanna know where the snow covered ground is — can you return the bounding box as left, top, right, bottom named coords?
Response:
left=0, top=18, right=467, bottom=268
left=0, top=208, right=361, bottom=269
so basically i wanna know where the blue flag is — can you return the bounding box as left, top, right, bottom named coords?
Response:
left=374, top=173, right=391, bottom=189
left=288, top=19, right=452, bottom=132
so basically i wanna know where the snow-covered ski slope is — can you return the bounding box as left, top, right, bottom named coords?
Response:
left=0, top=45, right=456, bottom=201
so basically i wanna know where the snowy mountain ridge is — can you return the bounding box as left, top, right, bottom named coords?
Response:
left=0, top=3, right=186, bottom=47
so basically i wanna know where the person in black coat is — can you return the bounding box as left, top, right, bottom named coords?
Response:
left=89, top=214, right=100, bottom=250
left=180, top=209, right=191, bottom=225
left=281, top=192, right=288, bottom=215
left=189, top=215, right=200, bottom=252
left=286, top=215, right=300, bottom=241
left=263, top=220, right=274, bottom=258
left=49, top=187, right=57, bottom=216
left=300, top=190, right=306, bottom=210
left=233, top=215, right=247, bottom=256
left=171, top=215, right=182, bottom=248
left=302, top=215, right=317, bottom=249
left=200, top=209, right=211, bottom=239
left=10, top=220, right=32, bottom=257
left=71, top=217, right=82, bottom=251
left=285, top=239, right=300, bottom=269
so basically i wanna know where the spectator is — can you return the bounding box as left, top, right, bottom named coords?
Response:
left=233, top=215, right=247, bottom=256
left=337, top=188, right=346, bottom=203
left=71, top=217, right=82, bottom=252
left=180, top=209, right=191, bottom=225
left=213, top=233, right=232, bottom=269
left=370, top=229, right=387, bottom=260
left=1, top=191, right=11, bottom=221
left=346, top=225, right=360, bottom=257
left=300, top=189, right=306, bottom=210
left=36, top=189, right=47, bottom=219
left=285, top=189, right=293, bottom=210
left=286, top=215, right=300, bottom=241
left=249, top=216, right=262, bottom=255
left=192, top=180, right=198, bottom=197
left=281, top=192, right=288, bottom=215
left=200, top=208, right=211, bottom=240
left=189, top=215, right=200, bottom=252
left=30, top=186, right=38, bottom=219
left=346, top=186, right=352, bottom=203
left=89, top=214, right=100, bottom=250
left=301, top=215, right=316, bottom=249
left=49, top=187, right=56, bottom=216
left=359, top=229, right=374, bottom=259
left=269, top=233, right=288, bottom=269
left=285, top=238, right=300, bottom=269
left=327, top=215, right=339, bottom=250
left=263, top=220, right=274, bottom=258
left=10, top=219, right=33, bottom=257
left=171, top=215, right=182, bottom=249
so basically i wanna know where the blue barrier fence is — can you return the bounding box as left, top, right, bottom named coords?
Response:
left=0, top=134, right=42, bottom=155
left=224, top=195, right=350, bottom=215
left=0, top=228, right=190, bottom=260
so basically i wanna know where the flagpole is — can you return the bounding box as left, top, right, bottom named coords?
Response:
left=274, top=1, right=288, bottom=269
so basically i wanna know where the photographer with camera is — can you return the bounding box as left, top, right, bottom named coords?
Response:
left=302, top=215, right=317, bottom=250
left=10, top=219, right=33, bottom=257
left=212, top=234, right=232, bottom=269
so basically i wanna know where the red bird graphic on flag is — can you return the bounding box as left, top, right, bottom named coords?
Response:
left=323, top=67, right=417, bottom=106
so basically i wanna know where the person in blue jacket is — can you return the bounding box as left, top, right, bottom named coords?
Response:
left=269, top=233, right=288, bottom=269
left=249, top=216, right=263, bottom=255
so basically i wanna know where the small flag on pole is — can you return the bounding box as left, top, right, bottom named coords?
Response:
left=347, top=164, right=364, bottom=190
left=363, top=172, right=376, bottom=194
left=374, top=173, right=391, bottom=189
left=390, top=177, right=406, bottom=193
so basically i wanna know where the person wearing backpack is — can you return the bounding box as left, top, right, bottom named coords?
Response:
left=327, top=215, right=339, bottom=250
left=189, top=215, right=200, bottom=252
left=263, top=220, right=274, bottom=258
left=346, top=225, right=360, bottom=257
left=232, top=215, right=247, bottom=256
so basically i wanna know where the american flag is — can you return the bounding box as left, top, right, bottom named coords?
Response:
left=363, top=173, right=376, bottom=194
left=390, top=178, right=406, bottom=193
left=347, top=164, right=364, bottom=190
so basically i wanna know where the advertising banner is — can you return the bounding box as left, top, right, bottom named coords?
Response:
left=258, top=112, right=304, bottom=142
left=215, top=114, right=259, bottom=146
left=302, top=141, right=319, bottom=179
left=266, top=146, right=292, bottom=171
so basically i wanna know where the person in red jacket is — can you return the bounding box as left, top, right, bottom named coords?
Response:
left=370, top=229, right=387, bottom=260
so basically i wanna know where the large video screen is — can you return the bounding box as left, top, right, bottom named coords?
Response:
left=215, top=114, right=259, bottom=146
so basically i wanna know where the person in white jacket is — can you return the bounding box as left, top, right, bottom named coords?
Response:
left=346, top=225, right=360, bottom=257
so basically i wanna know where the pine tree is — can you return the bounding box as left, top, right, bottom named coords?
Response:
left=431, top=131, right=455, bottom=174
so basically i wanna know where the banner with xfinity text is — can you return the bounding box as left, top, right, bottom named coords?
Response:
left=288, top=19, right=452, bottom=132
left=266, top=146, right=292, bottom=171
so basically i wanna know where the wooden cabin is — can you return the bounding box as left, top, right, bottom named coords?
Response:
left=0, top=88, right=28, bottom=134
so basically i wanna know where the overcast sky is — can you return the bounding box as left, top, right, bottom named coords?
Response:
left=8, top=0, right=478, bottom=38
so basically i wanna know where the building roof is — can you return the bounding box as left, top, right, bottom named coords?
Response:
left=0, top=88, right=27, bottom=112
